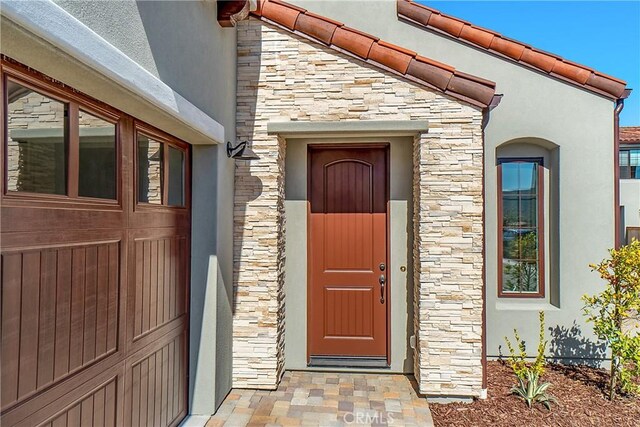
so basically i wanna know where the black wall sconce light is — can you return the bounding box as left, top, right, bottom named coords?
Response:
left=226, top=141, right=259, bottom=160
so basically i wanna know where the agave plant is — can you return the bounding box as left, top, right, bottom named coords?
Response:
left=511, top=370, right=557, bottom=410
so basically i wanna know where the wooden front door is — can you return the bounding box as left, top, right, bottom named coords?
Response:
left=308, top=145, right=389, bottom=362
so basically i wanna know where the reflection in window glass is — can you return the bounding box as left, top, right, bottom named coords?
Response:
left=500, top=161, right=541, bottom=294
left=631, top=150, right=640, bottom=179
left=620, top=150, right=630, bottom=179
left=168, top=146, right=185, bottom=206
left=137, top=133, right=163, bottom=204
left=6, top=80, right=67, bottom=194
left=78, top=110, right=116, bottom=199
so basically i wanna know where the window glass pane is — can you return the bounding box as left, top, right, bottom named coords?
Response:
left=503, top=260, right=539, bottom=293
left=519, top=193, right=537, bottom=228
left=620, top=150, right=631, bottom=179
left=620, top=150, right=630, bottom=166
left=500, top=160, right=541, bottom=294
left=168, top=146, right=185, bottom=206
left=6, top=80, right=67, bottom=194
left=78, top=110, right=116, bottom=199
left=630, top=150, right=640, bottom=179
left=137, top=133, right=163, bottom=204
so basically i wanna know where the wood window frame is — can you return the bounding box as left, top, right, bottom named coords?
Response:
left=134, top=122, right=190, bottom=211
left=1, top=58, right=122, bottom=208
left=497, top=157, right=545, bottom=298
left=2, top=58, right=190, bottom=214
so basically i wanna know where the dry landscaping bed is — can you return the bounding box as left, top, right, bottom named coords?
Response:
left=430, top=361, right=639, bottom=427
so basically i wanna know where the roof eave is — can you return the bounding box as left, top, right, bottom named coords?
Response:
left=397, top=0, right=628, bottom=101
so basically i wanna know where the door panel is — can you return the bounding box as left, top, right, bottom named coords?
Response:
left=308, top=146, right=389, bottom=359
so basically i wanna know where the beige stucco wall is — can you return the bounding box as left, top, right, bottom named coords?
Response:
left=234, top=18, right=485, bottom=397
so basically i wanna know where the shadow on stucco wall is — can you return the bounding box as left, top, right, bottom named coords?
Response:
left=548, top=322, right=607, bottom=367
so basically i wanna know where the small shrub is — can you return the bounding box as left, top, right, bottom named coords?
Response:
left=584, top=240, right=640, bottom=399
left=511, top=370, right=557, bottom=410
left=504, top=311, right=556, bottom=409
left=504, top=311, right=547, bottom=379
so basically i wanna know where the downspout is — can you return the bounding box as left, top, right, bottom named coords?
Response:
left=614, top=89, right=632, bottom=248
left=480, top=94, right=502, bottom=398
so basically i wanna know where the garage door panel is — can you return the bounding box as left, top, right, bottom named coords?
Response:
left=25, top=375, right=119, bottom=427
left=129, top=209, right=190, bottom=230
left=1, top=240, right=122, bottom=412
left=3, top=361, right=124, bottom=427
left=1, top=204, right=125, bottom=234
left=129, top=233, right=188, bottom=343
left=0, top=229, right=125, bottom=252
left=124, top=328, right=187, bottom=427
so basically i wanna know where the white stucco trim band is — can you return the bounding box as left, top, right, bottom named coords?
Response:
left=267, top=120, right=429, bottom=137
left=1, top=0, right=225, bottom=145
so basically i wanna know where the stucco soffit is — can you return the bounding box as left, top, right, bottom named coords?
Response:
left=1, top=0, right=225, bottom=145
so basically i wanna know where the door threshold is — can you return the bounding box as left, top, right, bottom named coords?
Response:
left=308, top=356, right=389, bottom=369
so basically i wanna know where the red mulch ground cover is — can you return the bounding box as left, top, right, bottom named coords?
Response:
left=430, top=361, right=640, bottom=427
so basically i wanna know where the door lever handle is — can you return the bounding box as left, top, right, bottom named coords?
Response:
left=379, top=274, right=385, bottom=304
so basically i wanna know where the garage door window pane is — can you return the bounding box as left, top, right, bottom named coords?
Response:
left=138, top=133, right=163, bottom=204
left=79, top=110, right=116, bottom=199
left=168, top=146, right=184, bottom=206
left=6, top=80, right=67, bottom=195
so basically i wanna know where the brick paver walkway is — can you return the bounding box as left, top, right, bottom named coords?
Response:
left=206, top=371, right=434, bottom=426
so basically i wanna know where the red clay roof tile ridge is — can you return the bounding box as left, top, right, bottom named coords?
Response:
left=621, top=127, right=640, bottom=143
left=397, top=0, right=628, bottom=98
left=252, top=0, right=498, bottom=108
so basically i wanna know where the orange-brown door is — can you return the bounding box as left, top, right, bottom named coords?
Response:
left=308, top=145, right=388, bottom=361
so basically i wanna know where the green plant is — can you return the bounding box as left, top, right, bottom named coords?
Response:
left=583, top=240, right=640, bottom=399
left=511, top=370, right=557, bottom=410
left=505, top=312, right=556, bottom=409
left=504, top=311, right=547, bottom=380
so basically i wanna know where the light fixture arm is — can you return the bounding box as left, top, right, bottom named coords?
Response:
left=227, top=141, right=247, bottom=158
left=226, top=141, right=260, bottom=160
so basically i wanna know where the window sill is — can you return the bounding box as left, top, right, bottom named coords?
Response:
left=495, top=300, right=560, bottom=311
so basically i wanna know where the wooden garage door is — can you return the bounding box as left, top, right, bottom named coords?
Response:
left=0, top=59, right=190, bottom=426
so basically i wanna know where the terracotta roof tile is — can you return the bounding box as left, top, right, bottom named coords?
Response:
left=621, top=127, right=640, bottom=144
left=397, top=0, right=628, bottom=99
left=295, top=12, right=339, bottom=44
left=369, top=42, right=414, bottom=74
left=406, top=58, right=453, bottom=91
left=489, top=36, right=525, bottom=60
left=252, top=0, right=498, bottom=108
left=331, top=27, right=376, bottom=59
left=261, top=0, right=301, bottom=30
left=428, top=12, right=466, bottom=37
left=460, top=25, right=495, bottom=49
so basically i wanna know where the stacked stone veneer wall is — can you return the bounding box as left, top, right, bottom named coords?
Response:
left=234, top=18, right=485, bottom=396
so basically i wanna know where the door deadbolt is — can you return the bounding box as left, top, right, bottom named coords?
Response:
left=379, top=263, right=385, bottom=271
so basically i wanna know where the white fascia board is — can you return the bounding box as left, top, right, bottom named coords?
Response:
left=1, top=0, right=225, bottom=145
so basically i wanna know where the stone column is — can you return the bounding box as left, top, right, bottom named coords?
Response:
left=413, top=121, right=485, bottom=397
left=232, top=135, right=286, bottom=389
